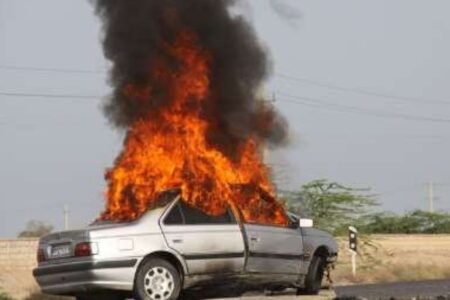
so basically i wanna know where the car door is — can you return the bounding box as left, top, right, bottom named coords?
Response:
left=160, top=200, right=246, bottom=275
left=244, top=222, right=303, bottom=274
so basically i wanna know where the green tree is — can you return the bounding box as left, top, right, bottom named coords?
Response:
left=18, top=220, right=53, bottom=238
left=283, top=179, right=378, bottom=235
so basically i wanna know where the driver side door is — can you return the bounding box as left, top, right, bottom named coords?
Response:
left=244, top=222, right=303, bottom=274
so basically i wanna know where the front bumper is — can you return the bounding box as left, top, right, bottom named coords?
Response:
left=33, top=259, right=138, bottom=295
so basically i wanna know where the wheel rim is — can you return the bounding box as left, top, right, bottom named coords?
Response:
left=143, top=266, right=175, bottom=300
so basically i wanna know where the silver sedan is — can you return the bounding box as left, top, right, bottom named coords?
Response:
left=33, top=194, right=338, bottom=300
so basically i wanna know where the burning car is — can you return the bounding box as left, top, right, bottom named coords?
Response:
left=33, top=2, right=338, bottom=299
left=33, top=191, right=338, bottom=300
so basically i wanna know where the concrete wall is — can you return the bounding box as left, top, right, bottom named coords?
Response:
left=0, top=239, right=39, bottom=299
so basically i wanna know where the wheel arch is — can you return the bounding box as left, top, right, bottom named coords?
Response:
left=313, top=245, right=331, bottom=259
left=135, top=250, right=187, bottom=281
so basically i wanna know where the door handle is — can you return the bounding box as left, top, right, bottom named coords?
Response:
left=250, top=237, right=260, bottom=242
left=172, top=238, right=183, bottom=244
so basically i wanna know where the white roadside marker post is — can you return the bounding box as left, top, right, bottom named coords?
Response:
left=348, top=226, right=358, bottom=277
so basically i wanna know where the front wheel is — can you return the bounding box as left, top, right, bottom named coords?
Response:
left=134, top=258, right=182, bottom=300
left=298, top=255, right=326, bottom=295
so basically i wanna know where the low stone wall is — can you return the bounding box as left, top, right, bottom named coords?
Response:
left=0, top=239, right=39, bottom=299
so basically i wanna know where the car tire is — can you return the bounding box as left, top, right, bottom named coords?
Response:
left=299, top=255, right=326, bottom=295
left=134, top=258, right=182, bottom=300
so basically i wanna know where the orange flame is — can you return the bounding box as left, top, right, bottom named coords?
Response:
left=101, top=29, right=288, bottom=226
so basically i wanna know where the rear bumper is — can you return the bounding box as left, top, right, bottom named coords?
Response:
left=33, top=259, right=138, bottom=295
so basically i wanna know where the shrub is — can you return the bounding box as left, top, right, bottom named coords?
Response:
left=361, top=210, right=450, bottom=234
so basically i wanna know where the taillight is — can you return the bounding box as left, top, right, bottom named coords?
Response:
left=74, top=242, right=97, bottom=257
left=37, top=248, right=46, bottom=263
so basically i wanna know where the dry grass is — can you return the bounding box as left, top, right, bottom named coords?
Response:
left=332, top=234, right=450, bottom=285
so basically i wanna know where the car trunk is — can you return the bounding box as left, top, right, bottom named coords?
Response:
left=39, top=229, right=90, bottom=262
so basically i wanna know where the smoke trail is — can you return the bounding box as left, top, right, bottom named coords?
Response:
left=269, top=0, right=302, bottom=28
left=92, top=0, right=288, bottom=158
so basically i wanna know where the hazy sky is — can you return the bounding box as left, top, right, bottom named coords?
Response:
left=1, top=0, right=450, bottom=237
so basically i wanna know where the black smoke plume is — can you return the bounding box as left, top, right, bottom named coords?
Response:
left=92, top=0, right=288, bottom=158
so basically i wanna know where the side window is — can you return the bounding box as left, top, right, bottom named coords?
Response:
left=164, top=203, right=184, bottom=225
left=179, top=202, right=236, bottom=225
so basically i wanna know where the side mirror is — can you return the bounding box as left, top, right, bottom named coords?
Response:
left=299, top=218, right=313, bottom=228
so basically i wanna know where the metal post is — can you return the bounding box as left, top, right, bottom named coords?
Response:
left=348, top=226, right=358, bottom=278
left=351, top=251, right=356, bottom=277
left=64, top=205, right=69, bottom=230
left=427, top=181, right=434, bottom=213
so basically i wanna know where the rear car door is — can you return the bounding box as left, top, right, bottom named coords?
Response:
left=160, top=200, right=245, bottom=275
left=244, top=223, right=303, bottom=274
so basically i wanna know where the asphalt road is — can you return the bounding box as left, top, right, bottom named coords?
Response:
left=201, top=279, right=450, bottom=299
left=335, top=279, right=450, bottom=299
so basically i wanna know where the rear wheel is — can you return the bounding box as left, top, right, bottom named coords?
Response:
left=134, top=258, right=181, bottom=300
left=298, top=255, right=326, bottom=295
